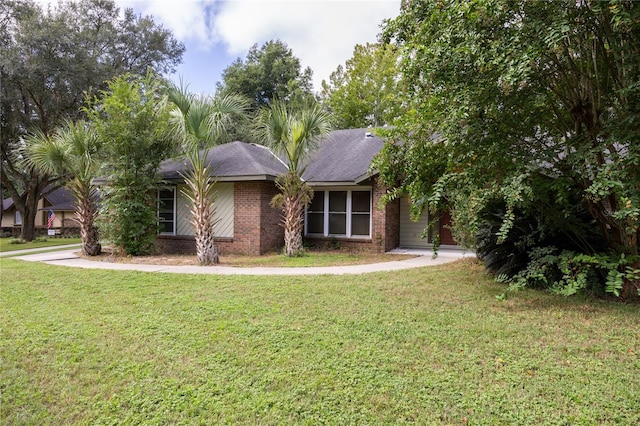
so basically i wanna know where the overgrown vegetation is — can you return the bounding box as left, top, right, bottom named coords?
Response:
left=379, top=0, right=640, bottom=298
left=0, top=0, right=183, bottom=242
left=87, top=72, right=176, bottom=256
left=1, top=259, right=638, bottom=424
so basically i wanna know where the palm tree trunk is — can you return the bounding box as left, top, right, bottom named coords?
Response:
left=283, top=193, right=305, bottom=256
left=74, top=183, right=101, bottom=256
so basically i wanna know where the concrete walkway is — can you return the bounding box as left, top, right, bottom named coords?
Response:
left=10, top=247, right=475, bottom=276
left=0, top=243, right=82, bottom=258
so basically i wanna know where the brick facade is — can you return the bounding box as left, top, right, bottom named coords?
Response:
left=155, top=181, right=284, bottom=256
left=232, top=181, right=283, bottom=255
left=156, top=177, right=400, bottom=256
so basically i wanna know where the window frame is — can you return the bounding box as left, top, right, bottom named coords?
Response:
left=305, top=187, right=372, bottom=239
left=157, top=186, right=176, bottom=235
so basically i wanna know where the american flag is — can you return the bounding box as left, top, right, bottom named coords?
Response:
left=47, top=209, right=56, bottom=229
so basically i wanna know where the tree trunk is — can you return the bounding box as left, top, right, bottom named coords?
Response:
left=282, top=192, right=305, bottom=257
left=20, top=198, right=38, bottom=242
left=82, top=225, right=102, bottom=256
left=193, top=198, right=219, bottom=265
left=74, top=184, right=101, bottom=256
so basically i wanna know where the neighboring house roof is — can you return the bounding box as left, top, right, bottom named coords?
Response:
left=158, top=128, right=387, bottom=186
left=302, top=128, right=384, bottom=185
left=41, top=186, right=76, bottom=212
left=159, top=141, right=288, bottom=182
left=1, top=198, right=14, bottom=211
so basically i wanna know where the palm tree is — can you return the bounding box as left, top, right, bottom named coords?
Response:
left=168, top=83, right=247, bottom=265
left=26, top=121, right=102, bottom=256
left=254, top=100, right=332, bottom=257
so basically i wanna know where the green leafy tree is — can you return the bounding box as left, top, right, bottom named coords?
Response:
left=87, top=72, right=176, bottom=256
left=0, top=0, right=184, bottom=241
left=379, top=0, right=640, bottom=298
left=321, top=43, right=404, bottom=128
left=217, top=39, right=315, bottom=143
left=25, top=121, right=102, bottom=255
left=254, top=101, right=331, bottom=257
left=168, top=84, right=248, bottom=265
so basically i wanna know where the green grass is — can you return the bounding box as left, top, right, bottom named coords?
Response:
left=1, top=258, right=638, bottom=425
left=0, top=237, right=81, bottom=253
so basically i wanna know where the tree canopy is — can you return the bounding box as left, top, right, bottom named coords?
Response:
left=0, top=0, right=184, bottom=240
left=87, top=71, right=176, bottom=256
left=378, top=0, right=640, bottom=297
left=217, top=39, right=314, bottom=110
left=321, top=43, right=404, bottom=128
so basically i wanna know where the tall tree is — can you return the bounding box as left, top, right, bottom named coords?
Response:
left=168, top=84, right=248, bottom=265
left=25, top=120, right=102, bottom=256
left=321, top=43, right=404, bottom=128
left=216, top=39, right=315, bottom=143
left=254, top=100, right=331, bottom=257
left=0, top=0, right=184, bottom=241
left=379, top=0, right=640, bottom=297
left=87, top=71, right=176, bottom=256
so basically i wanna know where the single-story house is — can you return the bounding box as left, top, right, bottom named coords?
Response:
left=1, top=186, right=79, bottom=237
left=155, top=128, right=456, bottom=255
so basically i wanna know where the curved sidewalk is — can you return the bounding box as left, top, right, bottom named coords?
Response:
left=12, top=248, right=475, bottom=276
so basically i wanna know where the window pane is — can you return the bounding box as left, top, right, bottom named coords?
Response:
left=158, top=188, right=175, bottom=234
left=159, top=189, right=173, bottom=199
left=329, top=191, right=347, bottom=212
left=329, top=213, right=346, bottom=234
left=309, top=191, right=324, bottom=212
left=307, top=212, right=324, bottom=234
left=159, top=221, right=173, bottom=234
left=351, top=214, right=370, bottom=236
left=352, top=191, right=371, bottom=213
left=158, top=199, right=173, bottom=211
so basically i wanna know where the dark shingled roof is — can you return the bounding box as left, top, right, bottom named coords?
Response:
left=302, top=128, right=383, bottom=184
left=42, top=187, right=76, bottom=211
left=159, top=141, right=288, bottom=181
left=1, top=198, right=14, bottom=211
left=157, top=129, right=386, bottom=184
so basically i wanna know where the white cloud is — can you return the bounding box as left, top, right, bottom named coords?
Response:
left=32, top=0, right=401, bottom=92
left=211, top=0, right=401, bottom=89
left=123, top=0, right=401, bottom=91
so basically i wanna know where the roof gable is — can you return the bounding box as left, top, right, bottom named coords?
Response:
left=159, top=141, right=288, bottom=181
left=157, top=129, right=387, bottom=184
left=301, top=128, right=384, bottom=184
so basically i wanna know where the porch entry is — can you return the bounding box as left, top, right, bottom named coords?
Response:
left=399, top=196, right=456, bottom=248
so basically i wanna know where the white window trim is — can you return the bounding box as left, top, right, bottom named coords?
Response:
left=158, top=187, right=176, bottom=235
left=15, top=211, right=22, bottom=225
left=305, top=187, right=372, bottom=239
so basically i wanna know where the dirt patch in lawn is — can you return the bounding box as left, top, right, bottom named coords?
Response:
left=85, top=247, right=417, bottom=268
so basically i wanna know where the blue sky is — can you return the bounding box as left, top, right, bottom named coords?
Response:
left=40, top=0, right=401, bottom=95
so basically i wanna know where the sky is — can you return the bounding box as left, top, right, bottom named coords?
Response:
left=38, top=0, right=402, bottom=95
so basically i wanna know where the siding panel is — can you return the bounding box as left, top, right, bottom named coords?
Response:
left=399, top=196, right=431, bottom=248
left=176, top=182, right=234, bottom=238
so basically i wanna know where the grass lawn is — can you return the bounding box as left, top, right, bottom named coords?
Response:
left=0, top=237, right=81, bottom=253
left=1, top=258, right=638, bottom=424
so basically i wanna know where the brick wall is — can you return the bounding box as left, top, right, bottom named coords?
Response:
left=156, top=181, right=284, bottom=256
left=233, top=181, right=283, bottom=255
left=155, top=178, right=399, bottom=256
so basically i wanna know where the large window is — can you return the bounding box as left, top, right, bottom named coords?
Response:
left=305, top=189, right=371, bottom=238
left=157, top=187, right=176, bottom=235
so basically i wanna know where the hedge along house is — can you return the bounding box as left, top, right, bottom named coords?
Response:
left=155, top=128, right=456, bottom=256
